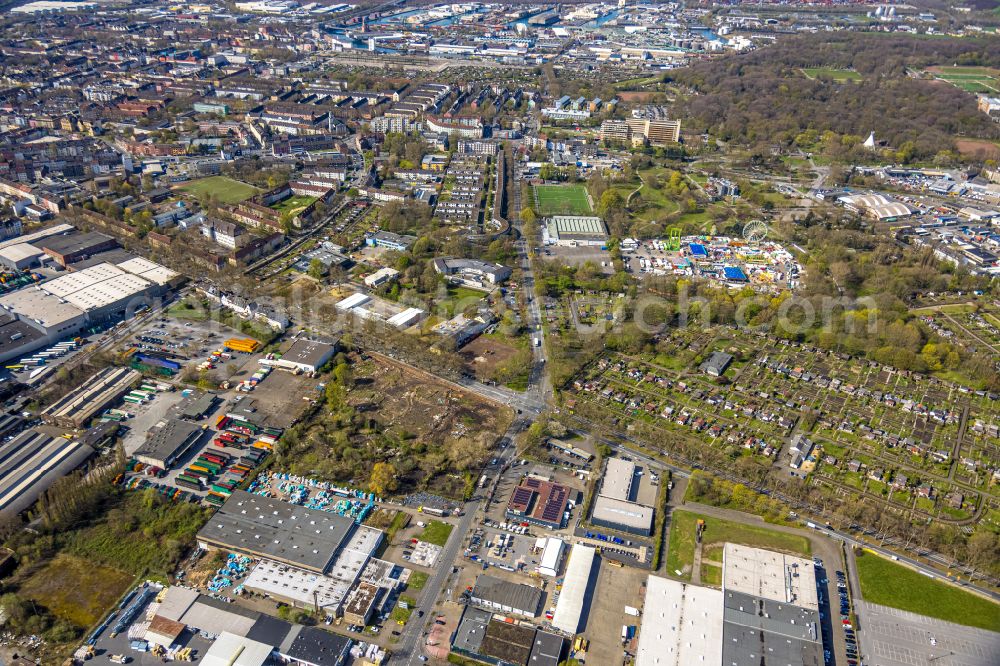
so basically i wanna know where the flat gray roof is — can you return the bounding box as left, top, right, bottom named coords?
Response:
left=600, top=457, right=635, bottom=502
left=0, top=286, right=86, bottom=329
left=197, top=490, right=354, bottom=573
left=636, top=575, right=723, bottom=666
left=40, top=231, right=115, bottom=256
left=282, top=338, right=336, bottom=369
left=452, top=606, right=492, bottom=655
left=471, top=574, right=543, bottom=616
left=723, top=543, right=819, bottom=610
left=134, top=417, right=204, bottom=467
left=528, top=630, right=564, bottom=666
left=179, top=595, right=259, bottom=638
left=0, top=429, right=93, bottom=514
left=591, top=495, right=654, bottom=531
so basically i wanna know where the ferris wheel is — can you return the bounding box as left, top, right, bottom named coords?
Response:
left=743, top=220, right=768, bottom=243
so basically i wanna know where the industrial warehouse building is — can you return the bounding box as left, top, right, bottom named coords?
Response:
left=544, top=216, right=608, bottom=246
left=590, top=457, right=655, bottom=536
left=0, top=254, right=180, bottom=363
left=271, top=338, right=336, bottom=374
left=551, top=543, right=597, bottom=634
left=505, top=477, right=573, bottom=530
left=149, top=586, right=354, bottom=665
left=198, top=491, right=394, bottom=620
left=133, top=417, right=205, bottom=469
left=40, top=230, right=118, bottom=267
left=41, top=366, right=141, bottom=428
left=197, top=490, right=357, bottom=573
left=0, top=429, right=95, bottom=514
left=469, top=574, right=543, bottom=618
left=452, top=606, right=564, bottom=666
left=635, top=544, right=824, bottom=666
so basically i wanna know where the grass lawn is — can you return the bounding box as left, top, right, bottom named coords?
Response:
left=925, top=66, right=1000, bottom=94
left=180, top=176, right=259, bottom=204
left=855, top=550, right=1000, bottom=631
left=391, top=594, right=417, bottom=625
left=667, top=510, right=812, bottom=581
left=665, top=510, right=698, bottom=579
left=801, top=68, right=862, bottom=82
left=407, top=570, right=429, bottom=590
left=167, top=299, right=210, bottom=321
left=419, top=520, right=455, bottom=546
left=532, top=184, right=592, bottom=216
left=701, top=564, right=722, bottom=586
left=439, top=285, right=487, bottom=318
left=19, top=554, right=134, bottom=629
left=270, top=194, right=317, bottom=215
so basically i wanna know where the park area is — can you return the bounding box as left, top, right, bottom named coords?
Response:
left=925, top=65, right=1000, bottom=93
left=179, top=175, right=259, bottom=203
left=532, top=183, right=593, bottom=216
left=801, top=68, right=862, bottom=82
left=855, top=549, right=1000, bottom=631
left=666, top=509, right=811, bottom=581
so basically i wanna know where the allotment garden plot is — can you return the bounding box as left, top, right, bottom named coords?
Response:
left=566, top=330, right=1000, bottom=529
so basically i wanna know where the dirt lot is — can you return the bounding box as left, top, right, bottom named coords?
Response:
left=955, top=138, right=1000, bottom=160
left=285, top=354, right=513, bottom=498
left=460, top=337, right=520, bottom=379
left=246, top=367, right=319, bottom=429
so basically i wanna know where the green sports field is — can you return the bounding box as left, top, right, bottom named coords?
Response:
left=532, top=184, right=593, bottom=216
left=180, top=176, right=259, bottom=204
left=801, top=68, right=862, bottom=82
left=925, top=66, right=1000, bottom=94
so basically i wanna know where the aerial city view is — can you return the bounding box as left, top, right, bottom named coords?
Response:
left=0, top=0, right=999, bottom=664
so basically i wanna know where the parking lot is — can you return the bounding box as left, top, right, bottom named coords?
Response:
left=854, top=599, right=1000, bottom=666
left=542, top=245, right=614, bottom=272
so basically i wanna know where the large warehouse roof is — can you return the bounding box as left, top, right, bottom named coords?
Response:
left=133, top=417, right=204, bottom=468
left=636, top=575, right=724, bottom=666
left=546, top=215, right=608, bottom=241
left=116, top=256, right=179, bottom=286
left=551, top=543, right=596, bottom=634
left=600, top=457, right=636, bottom=501
left=40, top=262, right=152, bottom=310
left=42, top=366, right=141, bottom=428
left=197, top=490, right=355, bottom=572
left=471, top=574, right=543, bottom=616
left=0, top=287, right=86, bottom=329
left=591, top=495, right=654, bottom=532
left=0, top=429, right=94, bottom=514
left=722, top=543, right=819, bottom=610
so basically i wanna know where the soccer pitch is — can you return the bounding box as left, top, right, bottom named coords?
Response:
left=532, top=184, right=593, bottom=216
left=180, top=176, right=259, bottom=204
